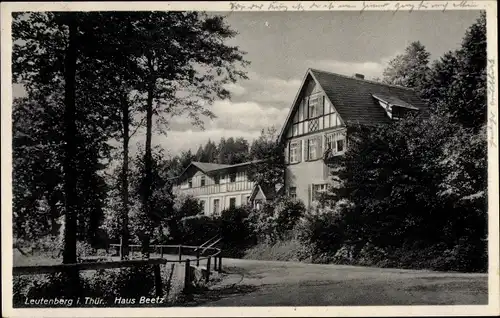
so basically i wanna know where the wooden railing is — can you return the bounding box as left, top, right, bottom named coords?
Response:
left=174, top=180, right=254, bottom=196
left=13, top=244, right=224, bottom=298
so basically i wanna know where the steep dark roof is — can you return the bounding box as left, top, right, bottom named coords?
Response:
left=191, top=161, right=231, bottom=173
left=249, top=183, right=280, bottom=202
left=309, top=69, right=429, bottom=125
left=175, top=159, right=265, bottom=183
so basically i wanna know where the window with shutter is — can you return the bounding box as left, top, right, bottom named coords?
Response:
left=316, top=136, right=323, bottom=159
left=297, top=140, right=302, bottom=162
left=285, top=142, right=290, bottom=164
left=318, top=95, right=324, bottom=116
left=307, top=138, right=317, bottom=160
left=289, top=141, right=300, bottom=163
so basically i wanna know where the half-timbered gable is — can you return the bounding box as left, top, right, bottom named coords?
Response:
left=279, top=68, right=428, bottom=208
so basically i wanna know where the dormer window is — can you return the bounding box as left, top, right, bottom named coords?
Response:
left=188, top=178, right=193, bottom=188
left=391, top=106, right=410, bottom=120
left=229, top=173, right=236, bottom=183
left=200, top=176, right=206, bottom=187
left=372, top=93, right=419, bottom=120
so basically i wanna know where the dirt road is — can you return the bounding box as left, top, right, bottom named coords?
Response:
left=187, top=258, right=488, bottom=306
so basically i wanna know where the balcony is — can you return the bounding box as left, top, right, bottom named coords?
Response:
left=174, top=180, right=255, bottom=197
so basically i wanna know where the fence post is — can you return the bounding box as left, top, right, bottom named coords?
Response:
left=196, top=249, right=200, bottom=266
left=160, top=246, right=164, bottom=258
left=184, top=259, right=191, bottom=293
left=178, top=245, right=182, bottom=262
left=153, top=264, right=163, bottom=298
left=206, top=257, right=211, bottom=283
left=218, top=255, right=222, bottom=272
left=213, top=254, right=218, bottom=271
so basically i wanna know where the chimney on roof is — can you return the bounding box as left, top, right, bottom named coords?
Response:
left=354, top=73, right=365, bottom=80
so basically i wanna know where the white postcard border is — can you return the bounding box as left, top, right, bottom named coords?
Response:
left=1, top=1, right=498, bottom=317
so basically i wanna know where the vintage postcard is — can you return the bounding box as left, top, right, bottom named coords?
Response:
left=1, top=1, right=498, bottom=317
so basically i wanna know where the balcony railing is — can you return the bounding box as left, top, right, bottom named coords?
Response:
left=174, top=180, right=255, bottom=196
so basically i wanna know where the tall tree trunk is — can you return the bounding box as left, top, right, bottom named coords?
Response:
left=61, top=13, right=81, bottom=300
left=120, top=95, right=130, bottom=259
left=62, top=15, right=78, bottom=265
left=141, top=74, right=154, bottom=259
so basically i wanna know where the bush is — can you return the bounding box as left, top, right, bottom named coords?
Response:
left=13, top=265, right=159, bottom=308
left=248, top=196, right=306, bottom=244
left=77, top=241, right=96, bottom=259
left=14, top=273, right=76, bottom=307
left=247, top=202, right=276, bottom=243
left=87, top=265, right=156, bottom=301
left=244, top=239, right=310, bottom=262
left=176, top=215, right=220, bottom=246
left=164, top=194, right=205, bottom=244
left=296, top=209, right=344, bottom=257
left=173, top=193, right=203, bottom=218
left=28, top=236, right=62, bottom=258
left=274, top=197, right=306, bottom=239
left=219, top=206, right=255, bottom=257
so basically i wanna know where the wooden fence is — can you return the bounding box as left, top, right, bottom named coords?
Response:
left=13, top=244, right=223, bottom=297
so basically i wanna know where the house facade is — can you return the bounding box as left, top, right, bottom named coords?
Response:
left=174, top=68, right=428, bottom=211
left=172, top=161, right=259, bottom=216
left=278, top=69, right=428, bottom=207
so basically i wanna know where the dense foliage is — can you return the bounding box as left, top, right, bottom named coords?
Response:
left=299, top=12, right=488, bottom=272
left=12, top=11, right=248, bottom=261
left=248, top=197, right=306, bottom=243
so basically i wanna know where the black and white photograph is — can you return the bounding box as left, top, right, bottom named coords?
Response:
left=1, top=1, right=498, bottom=317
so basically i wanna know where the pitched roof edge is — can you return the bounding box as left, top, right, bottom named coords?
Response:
left=309, top=68, right=416, bottom=91
left=277, top=69, right=315, bottom=143
left=172, top=159, right=267, bottom=182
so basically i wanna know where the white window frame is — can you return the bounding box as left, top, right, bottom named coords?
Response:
left=325, top=132, right=346, bottom=154
left=229, top=197, right=236, bottom=209
left=307, top=138, right=317, bottom=160
left=312, top=184, right=328, bottom=202
left=308, top=96, right=319, bottom=118
left=289, top=141, right=299, bottom=163
left=326, top=134, right=335, bottom=151
left=200, top=176, right=206, bottom=187
left=213, top=199, right=220, bottom=216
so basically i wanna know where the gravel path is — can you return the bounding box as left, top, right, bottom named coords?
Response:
left=188, top=258, right=488, bottom=306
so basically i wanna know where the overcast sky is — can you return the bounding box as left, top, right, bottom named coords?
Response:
left=13, top=10, right=482, bottom=158
left=156, top=10, right=481, bottom=157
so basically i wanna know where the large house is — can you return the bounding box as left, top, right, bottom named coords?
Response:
left=278, top=69, right=428, bottom=207
left=173, top=68, right=428, bottom=211
left=172, top=161, right=260, bottom=216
